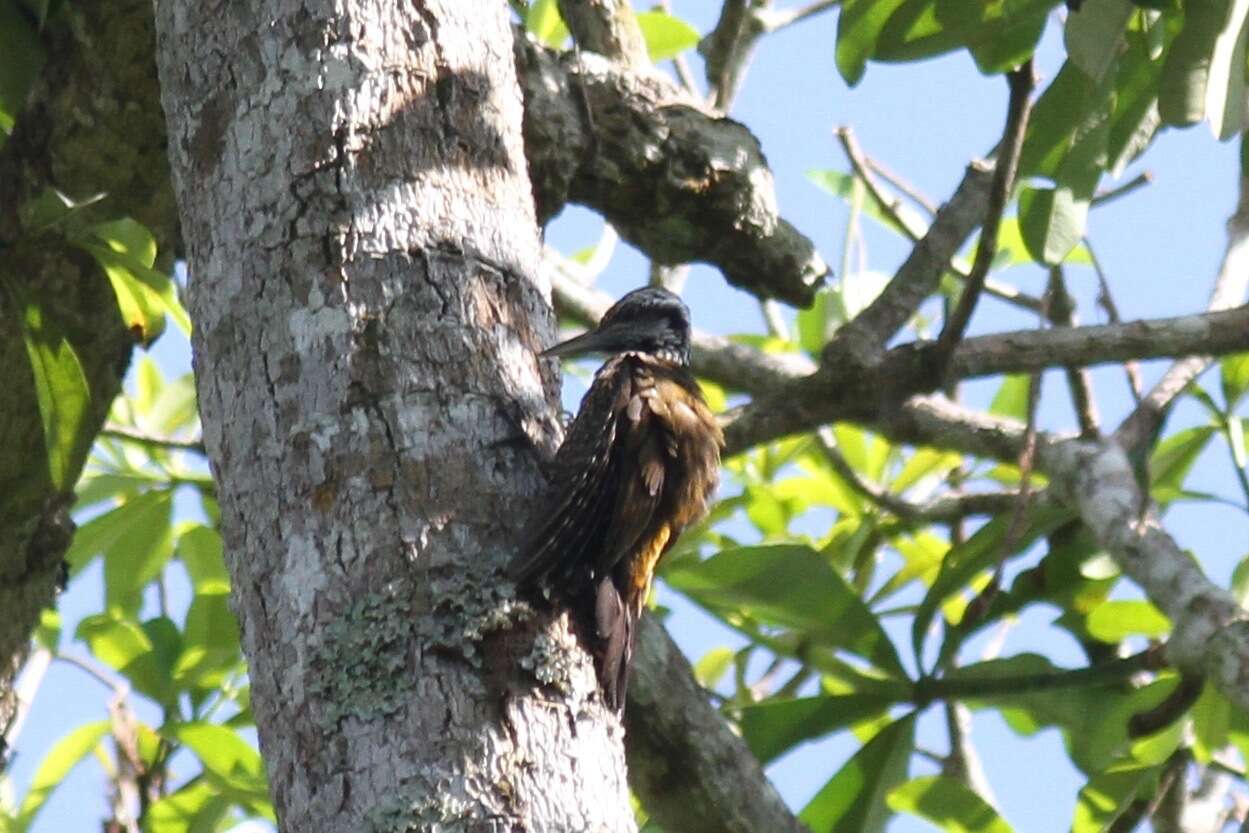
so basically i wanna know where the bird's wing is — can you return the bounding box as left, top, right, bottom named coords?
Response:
left=509, top=357, right=637, bottom=588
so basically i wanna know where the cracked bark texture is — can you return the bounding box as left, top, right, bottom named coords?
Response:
left=517, top=37, right=827, bottom=306
left=0, top=0, right=174, bottom=739
left=155, top=2, right=633, bottom=831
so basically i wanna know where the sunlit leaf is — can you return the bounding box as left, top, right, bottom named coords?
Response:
left=636, top=10, right=699, bottom=61
left=525, top=0, right=569, bottom=48
left=76, top=613, right=177, bottom=706
left=5, top=277, right=93, bottom=490
left=667, top=544, right=907, bottom=677
left=1071, top=763, right=1158, bottom=833
left=799, top=712, right=916, bottom=833
left=1085, top=599, right=1171, bottom=642
left=1221, top=352, right=1249, bottom=406
left=835, top=0, right=910, bottom=86
left=887, top=775, right=1014, bottom=833
left=12, top=721, right=109, bottom=833
left=162, top=723, right=271, bottom=815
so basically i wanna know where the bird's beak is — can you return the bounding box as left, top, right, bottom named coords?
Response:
left=541, top=323, right=620, bottom=359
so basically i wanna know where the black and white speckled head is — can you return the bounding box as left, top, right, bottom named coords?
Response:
left=543, top=287, right=692, bottom=366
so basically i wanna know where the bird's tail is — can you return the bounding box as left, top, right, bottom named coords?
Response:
left=593, top=576, right=636, bottom=713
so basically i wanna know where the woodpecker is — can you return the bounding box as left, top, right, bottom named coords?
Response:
left=512, top=287, right=723, bottom=711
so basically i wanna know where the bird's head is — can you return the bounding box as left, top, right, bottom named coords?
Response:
left=543, top=287, right=692, bottom=366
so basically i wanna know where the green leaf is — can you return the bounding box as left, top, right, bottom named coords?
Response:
left=33, top=609, right=60, bottom=651
left=887, top=775, right=1014, bottom=833
left=179, top=524, right=230, bottom=590
left=636, top=10, right=699, bottom=61
left=1220, top=352, right=1249, bottom=406
left=147, top=781, right=233, bottom=833
left=175, top=586, right=242, bottom=688
left=1232, top=554, right=1249, bottom=607
left=1158, top=0, right=1249, bottom=132
left=525, top=0, right=569, bottom=48
left=692, top=646, right=734, bottom=689
left=76, top=613, right=178, bottom=706
left=666, top=544, right=908, bottom=678
left=740, top=694, right=896, bottom=764
left=1064, top=0, right=1134, bottom=83
left=912, top=506, right=1070, bottom=668
left=1018, top=186, right=1091, bottom=265
left=5, top=277, right=93, bottom=490
left=967, top=10, right=1047, bottom=75
left=958, top=657, right=1180, bottom=774
left=989, top=374, right=1031, bottom=421
left=13, top=721, right=110, bottom=832
left=1191, top=681, right=1231, bottom=763
left=835, top=0, right=910, bottom=86
left=872, top=0, right=1057, bottom=67
left=75, top=489, right=174, bottom=613
left=1150, top=425, right=1216, bottom=500
left=799, top=712, right=917, bottom=833
left=162, top=723, right=270, bottom=813
left=1071, top=764, right=1158, bottom=833
left=1085, top=599, right=1171, bottom=642
left=78, top=218, right=190, bottom=339
left=0, top=0, right=45, bottom=134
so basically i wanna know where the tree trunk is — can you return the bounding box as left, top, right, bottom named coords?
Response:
left=155, top=2, right=633, bottom=831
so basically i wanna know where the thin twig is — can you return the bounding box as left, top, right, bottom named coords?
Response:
left=2, top=647, right=52, bottom=756
left=1116, top=174, right=1249, bottom=450
left=58, top=652, right=130, bottom=695
left=937, top=59, right=1035, bottom=358
left=757, top=0, right=840, bottom=33
left=836, top=127, right=1044, bottom=314
left=816, top=429, right=1019, bottom=523
left=1083, top=236, right=1143, bottom=401
left=1047, top=267, right=1100, bottom=438
left=101, top=423, right=205, bottom=454
left=1091, top=170, right=1153, bottom=207
left=912, top=646, right=1165, bottom=704
left=865, top=155, right=939, bottom=216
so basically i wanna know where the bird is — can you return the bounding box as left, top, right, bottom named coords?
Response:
left=511, top=287, right=723, bottom=712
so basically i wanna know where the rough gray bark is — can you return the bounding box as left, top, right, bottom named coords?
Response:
left=0, top=0, right=174, bottom=741
left=155, top=2, right=632, bottom=831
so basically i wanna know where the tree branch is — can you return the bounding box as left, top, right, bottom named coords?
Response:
left=822, top=163, right=994, bottom=365
left=936, top=60, right=1035, bottom=356
left=557, top=0, right=649, bottom=66
left=627, top=616, right=811, bottom=833
left=516, top=33, right=829, bottom=306
left=1040, top=441, right=1249, bottom=712
left=724, top=306, right=1249, bottom=457
left=1116, top=174, right=1249, bottom=450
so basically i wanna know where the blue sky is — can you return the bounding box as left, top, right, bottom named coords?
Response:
left=11, top=3, right=1248, bottom=831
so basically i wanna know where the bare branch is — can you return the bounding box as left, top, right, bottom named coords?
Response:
left=724, top=306, right=1249, bottom=457
left=1046, top=268, right=1100, bottom=438
left=757, top=0, right=841, bottom=34
left=1117, top=174, right=1249, bottom=450
left=936, top=60, right=1035, bottom=357
left=1040, top=441, right=1249, bottom=713
left=823, top=163, right=993, bottom=365
left=837, top=127, right=1044, bottom=315
left=816, top=430, right=1019, bottom=523
left=101, top=423, right=205, bottom=454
